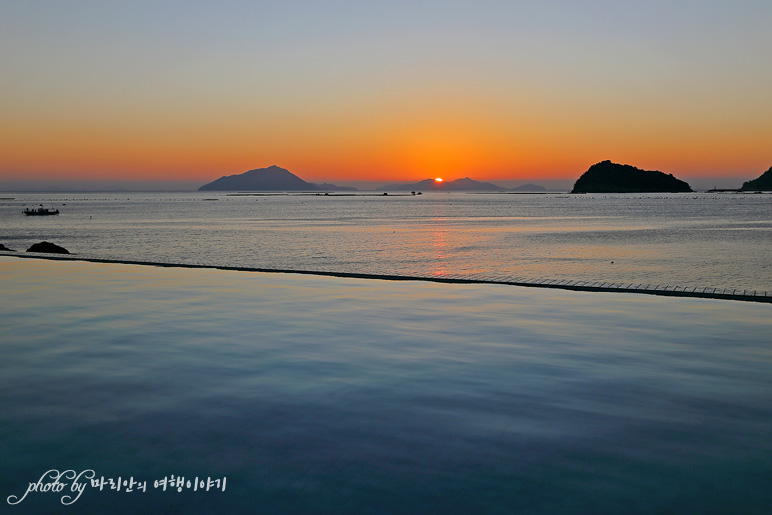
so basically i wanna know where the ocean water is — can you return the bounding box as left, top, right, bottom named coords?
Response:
left=1, top=257, right=771, bottom=513
left=1, top=191, right=771, bottom=291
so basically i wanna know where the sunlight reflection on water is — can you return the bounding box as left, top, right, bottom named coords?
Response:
left=1, top=192, right=771, bottom=290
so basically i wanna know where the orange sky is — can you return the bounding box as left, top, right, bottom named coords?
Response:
left=1, top=2, right=770, bottom=185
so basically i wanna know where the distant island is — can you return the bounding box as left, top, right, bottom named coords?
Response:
left=571, top=161, right=692, bottom=193
left=199, top=166, right=549, bottom=193
left=199, top=166, right=355, bottom=191
left=739, top=166, right=772, bottom=191
left=382, top=177, right=506, bottom=192
left=511, top=183, right=547, bottom=192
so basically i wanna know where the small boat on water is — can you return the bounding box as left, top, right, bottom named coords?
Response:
left=23, top=206, right=60, bottom=216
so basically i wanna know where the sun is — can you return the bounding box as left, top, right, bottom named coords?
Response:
left=435, top=177, right=443, bottom=182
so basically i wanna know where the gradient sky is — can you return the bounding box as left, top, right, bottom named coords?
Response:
left=1, top=1, right=771, bottom=183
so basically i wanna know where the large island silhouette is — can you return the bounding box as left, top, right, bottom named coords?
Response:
left=739, top=166, right=772, bottom=191
left=199, top=166, right=353, bottom=191
left=572, top=161, right=692, bottom=193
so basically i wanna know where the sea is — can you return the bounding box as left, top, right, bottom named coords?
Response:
left=1, top=191, right=771, bottom=514
left=1, top=191, right=771, bottom=291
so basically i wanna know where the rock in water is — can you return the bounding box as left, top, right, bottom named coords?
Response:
left=572, top=160, right=692, bottom=193
left=26, top=241, right=70, bottom=254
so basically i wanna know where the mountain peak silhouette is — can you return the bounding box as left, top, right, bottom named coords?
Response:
left=200, top=166, right=318, bottom=191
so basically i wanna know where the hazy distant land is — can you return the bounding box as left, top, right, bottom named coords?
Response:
left=2, top=163, right=770, bottom=193
left=511, top=183, right=547, bottom=192
left=381, top=177, right=507, bottom=192
left=199, top=167, right=540, bottom=192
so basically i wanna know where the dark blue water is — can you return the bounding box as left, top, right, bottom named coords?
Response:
left=2, top=257, right=771, bottom=513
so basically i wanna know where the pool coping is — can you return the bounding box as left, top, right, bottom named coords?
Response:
left=2, top=253, right=770, bottom=304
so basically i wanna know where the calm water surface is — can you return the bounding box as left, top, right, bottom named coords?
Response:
left=1, top=192, right=770, bottom=291
left=1, top=258, right=771, bottom=513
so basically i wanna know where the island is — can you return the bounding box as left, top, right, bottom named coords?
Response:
left=571, top=160, right=692, bottom=193
left=382, top=177, right=506, bottom=192
left=511, top=183, right=547, bottom=192
left=739, top=166, right=772, bottom=191
left=26, top=241, right=69, bottom=254
left=199, top=166, right=355, bottom=191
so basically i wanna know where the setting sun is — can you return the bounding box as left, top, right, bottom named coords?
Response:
left=435, top=178, right=443, bottom=182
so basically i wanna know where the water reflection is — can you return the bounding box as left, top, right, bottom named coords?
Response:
left=1, top=192, right=771, bottom=290
left=2, top=258, right=771, bottom=513
left=431, top=217, right=448, bottom=277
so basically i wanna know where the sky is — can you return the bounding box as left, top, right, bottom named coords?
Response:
left=1, top=1, right=771, bottom=186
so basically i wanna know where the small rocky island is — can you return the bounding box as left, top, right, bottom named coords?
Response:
left=571, top=161, right=692, bottom=193
left=26, top=241, right=70, bottom=254
left=739, top=166, right=772, bottom=191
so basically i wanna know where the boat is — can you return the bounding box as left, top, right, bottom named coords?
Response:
left=23, top=206, right=60, bottom=216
